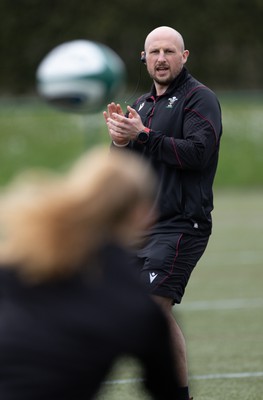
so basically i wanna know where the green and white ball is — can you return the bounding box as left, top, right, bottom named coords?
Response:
left=36, top=40, right=126, bottom=113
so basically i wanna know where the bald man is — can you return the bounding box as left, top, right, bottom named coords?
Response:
left=104, top=26, right=222, bottom=400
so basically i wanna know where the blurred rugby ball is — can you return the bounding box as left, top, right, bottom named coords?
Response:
left=36, top=40, right=126, bottom=113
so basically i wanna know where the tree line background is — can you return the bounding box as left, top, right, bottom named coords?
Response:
left=0, top=0, right=262, bottom=95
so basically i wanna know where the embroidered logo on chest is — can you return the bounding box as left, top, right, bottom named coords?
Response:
left=166, top=96, right=178, bottom=108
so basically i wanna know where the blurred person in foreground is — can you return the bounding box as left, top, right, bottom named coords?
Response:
left=0, top=146, right=181, bottom=400
left=104, top=26, right=222, bottom=400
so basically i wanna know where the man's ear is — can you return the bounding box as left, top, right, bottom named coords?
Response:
left=182, top=50, right=190, bottom=64
left=140, top=51, right=146, bottom=64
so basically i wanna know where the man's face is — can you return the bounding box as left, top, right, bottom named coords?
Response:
left=145, top=34, right=189, bottom=88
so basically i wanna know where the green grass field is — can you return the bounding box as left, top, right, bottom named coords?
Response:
left=95, top=189, right=263, bottom=400
left=0, top=92, right=263, bottom=188
left=0, top=94, right=263, bottom=399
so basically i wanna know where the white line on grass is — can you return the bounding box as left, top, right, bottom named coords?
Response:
left=104, top=378, right=144, bottom=385
left=179, top=298, right=263, bottom=311
left=191, top=371, right=263, bottom=380
left=104, top=371, right=263, bottom=385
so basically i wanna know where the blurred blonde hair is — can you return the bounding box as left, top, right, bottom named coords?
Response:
left=0, top=146, right=156, bottom=283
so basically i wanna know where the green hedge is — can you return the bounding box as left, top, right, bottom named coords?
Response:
left=0, top=0, right=263, bottom=93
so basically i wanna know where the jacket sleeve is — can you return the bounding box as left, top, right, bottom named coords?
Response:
left=147, top=88, right=222, bottom=170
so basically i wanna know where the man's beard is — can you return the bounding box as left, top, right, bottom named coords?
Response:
left=152, top=76, right=173, bottom=86
left=149, top=65, right=183, bottom=87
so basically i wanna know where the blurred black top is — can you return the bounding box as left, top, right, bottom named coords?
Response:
left=0, top=243, right=179, bottom=400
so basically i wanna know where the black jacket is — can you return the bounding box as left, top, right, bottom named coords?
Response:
left=0, top=244, right=179, bottom=400
left=127, top=67, right=222, bottom=236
